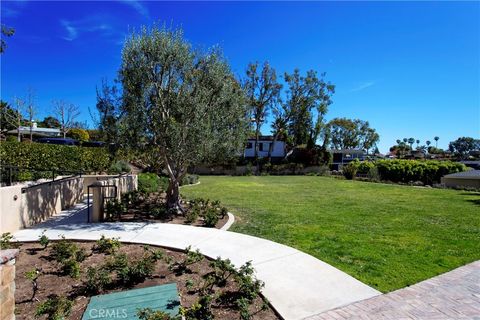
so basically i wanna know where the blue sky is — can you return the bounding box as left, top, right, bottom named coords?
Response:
left=1, top=1, right=479, bottom=152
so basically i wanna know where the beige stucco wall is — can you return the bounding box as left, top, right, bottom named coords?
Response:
left=0, top=250, right=18, bottom=320
left=441, top=177, right=480, bottom=189
left=0, top=177, right=84, bottom=234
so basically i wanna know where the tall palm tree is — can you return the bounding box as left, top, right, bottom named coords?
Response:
left=426, top=140, right=431, bottom=146
left=416, top=139, right=420, bottom=149
left=396, top=139, right=401, bottom=145
left=403, top=138, right=408, bottom=144
left=434, top=136, right=439, bottom=148
left=408, top=137, right=415, bottom=150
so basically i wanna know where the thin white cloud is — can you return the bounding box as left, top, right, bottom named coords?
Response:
left=119, top=0, right=149, bottom=18
left=60, top=16, right=113, bottom=41
left=351, top=81, right=375, bottom=92
left=61, top=20, right=78, bottom=41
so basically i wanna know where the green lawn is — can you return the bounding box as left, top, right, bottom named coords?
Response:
left=181, top=176, right=480, bottom=292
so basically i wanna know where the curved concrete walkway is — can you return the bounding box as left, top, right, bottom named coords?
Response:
left=13, top=221, right=380, bottom=320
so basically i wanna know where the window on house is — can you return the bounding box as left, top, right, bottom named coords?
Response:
left=259, top=143, right=263, bottom=151
left=246, top=142, right=253, bottom=149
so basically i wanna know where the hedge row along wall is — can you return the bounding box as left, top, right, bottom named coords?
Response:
left=355, top=159, right=467, bottom=184
left=0, top=142, right=111, bottom=173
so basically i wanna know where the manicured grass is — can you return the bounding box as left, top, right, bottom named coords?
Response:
left=181, top=176, right=480, bottom=292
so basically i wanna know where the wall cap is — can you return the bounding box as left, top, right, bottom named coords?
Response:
left=0, top=249, right=19, bottom=265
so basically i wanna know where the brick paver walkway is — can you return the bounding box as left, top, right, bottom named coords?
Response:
left=307, top=260, right=480, bottom=320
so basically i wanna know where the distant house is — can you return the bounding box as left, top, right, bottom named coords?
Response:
left=7, top=122, right=61, bottom=138
left=441, top=170, right=480, bottom=189
left=244, top=136, right=286, bottom=159
left=330, top=149, right=365, bottom=170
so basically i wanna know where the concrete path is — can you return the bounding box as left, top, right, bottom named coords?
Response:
left=307, top=260, right=480, bottom=320
left=13, top=221, right=380, bottom=320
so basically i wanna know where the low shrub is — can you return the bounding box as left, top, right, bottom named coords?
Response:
left=342, top=162, right=358, bottom=180
left=0, top=232, right=14, bottom=249
left=61, top=258, right=81, bottom=279
left=94, top=235, right=121, bottom=255
left=35, top=295, right=73, bottom=320
left=181, top=174, right=199, bottom=186
left=105, top=199, right=125, bottom=220
left=108, top=160, right=131, bottom=174
left=375, top=159, right=466, bottom=184
left=39, top=231, right=50, bottom=249
left=138, top=173, right=161, bottom=194
left=170, top=246, right=204, bottom=275
left=180, top=294, right=214, bottom=320
left=203, top=207, right=219, bottom=227
left=138, top=308, right=180, bottom=320
left=51, top=237, right=85, bottom=263
left=85, top=266, right=111, bottom=294
left=67, top=128, right=89, bottom=142
left=186, top=198, right=225, bottom=227
left=121, top=190, right=141, bottom=207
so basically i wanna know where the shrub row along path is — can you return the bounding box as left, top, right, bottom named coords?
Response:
left=13, top=201, right=380, bottom=320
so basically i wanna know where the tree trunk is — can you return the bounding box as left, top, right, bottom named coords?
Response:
left=254, top=124, right=260, bottom=175
left=267, top=134, right=278, bottom=163
left=166, top=178, right=181, bottom=212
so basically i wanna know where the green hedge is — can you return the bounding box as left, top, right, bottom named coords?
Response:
left=350, top=159, right=467, bottom=184
left=0, top=141, right=111, bottom=173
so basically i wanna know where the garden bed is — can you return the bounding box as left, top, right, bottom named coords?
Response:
left=14, top=240, right=278, bottom=320
left=112, top=191, right=230, bottom=229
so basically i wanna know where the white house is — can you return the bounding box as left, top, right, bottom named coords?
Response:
left=244, top=136, right=286, bottom=158
left=7, top=122, right=61, bottom=137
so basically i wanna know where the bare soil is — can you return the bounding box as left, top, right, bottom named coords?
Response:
left=14, top=242, right=278, bottom=320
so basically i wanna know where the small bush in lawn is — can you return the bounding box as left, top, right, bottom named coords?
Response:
left=342, top=162, right=358, bottom=180
left=0, top=232, right=14, bottom=249
left=105, top=199, right=125, bottom=220
left=39, top=231, right=50, bottom=249
left=35, top=295, right=73, bottom=320
left=94, top=235, right=121, bottom=255
left=138, top=308, right=181, bottom=320
left=181, top=174, right=199, bottom=186
left=85, top=266, right=111, bottom=294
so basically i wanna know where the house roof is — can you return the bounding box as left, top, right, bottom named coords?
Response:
left=443, top=170, right=480, bottom=179
left=8, top=126, right=61, bottom=134
left=247, top=136, right=284, bottom=142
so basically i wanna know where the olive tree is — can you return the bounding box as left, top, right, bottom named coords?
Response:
left=120, top=25, right=247, bottom=211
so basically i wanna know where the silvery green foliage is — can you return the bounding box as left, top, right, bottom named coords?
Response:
left=119, top=24, right=247, bottom=208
